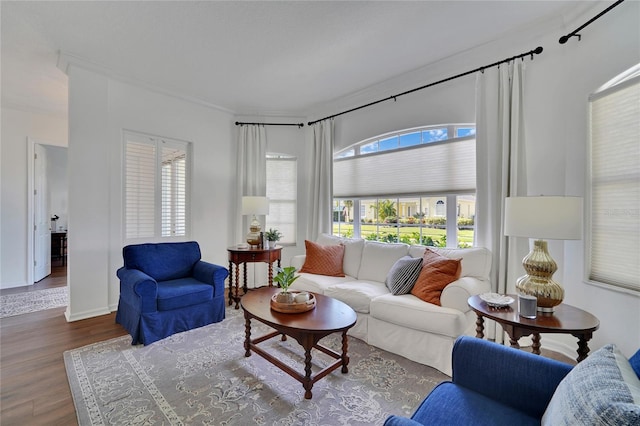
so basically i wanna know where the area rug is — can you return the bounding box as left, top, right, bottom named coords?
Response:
left=0, top=286, right=67, bottom=318
left=64, top=306, right=450, bottom=425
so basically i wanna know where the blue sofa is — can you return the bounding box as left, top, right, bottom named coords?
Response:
left=116, top=241, right=229, bottom=345
left=385, top=336, right=640, bottom=426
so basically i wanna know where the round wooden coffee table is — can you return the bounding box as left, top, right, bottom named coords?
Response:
left=468, top=294, right=600, bottom=363
left=241, top=287, right=357, bottom=399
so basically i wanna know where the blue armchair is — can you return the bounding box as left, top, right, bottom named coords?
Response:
left=116, top=241, right=229, bottom=345
left=385, top=336, right=640, bottom=425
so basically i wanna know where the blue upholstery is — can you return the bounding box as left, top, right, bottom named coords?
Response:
left=384, top=336, right=575, bottom=426
left=116, top=241, right=229, bottom=345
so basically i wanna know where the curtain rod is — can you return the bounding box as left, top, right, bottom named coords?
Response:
left=559, top=0, right=625, bottom=44
left=308, top=46, right=543, bottom=126
left=235, top=121, right=304, bottom=128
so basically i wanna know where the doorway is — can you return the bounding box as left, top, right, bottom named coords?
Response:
left=27, top=139, right=68, bottom=284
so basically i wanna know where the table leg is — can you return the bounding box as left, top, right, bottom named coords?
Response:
left=244, top=315, right=252, bottom=357
left=303, top=346, right=313, bottom=399
left=341, top=330, right=350, bottom=374
left=242, top=262, right=248, bottom=295
left=234, top=263, right=241, bottom=309
left=268, top=262, right=273, bottom=287
left=228, top=261, right=233, bottom=306
left=531, top=333, right=541, bottom=355
left=475, top=315, right=485, bottom=339
left=574, top=332, right=593, bottom=362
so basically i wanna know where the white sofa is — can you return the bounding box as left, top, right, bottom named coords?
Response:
left=290, top=234, right=492, bottom=375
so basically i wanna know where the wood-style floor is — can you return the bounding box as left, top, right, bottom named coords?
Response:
left=0, top=266, right=128, bottom=425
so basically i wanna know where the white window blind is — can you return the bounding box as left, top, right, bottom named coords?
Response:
left=334, top=138, right=476, bottom=198
left=124, top=131, right=190, bottom=240
left=588, top=74, right=640, bottom=292
left=266, top=155, right=297, bottom=245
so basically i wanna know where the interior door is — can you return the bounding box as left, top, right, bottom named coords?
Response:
left=34, top=143, right=51, bottom=282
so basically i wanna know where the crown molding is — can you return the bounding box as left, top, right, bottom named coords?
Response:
left=57, top=50, right=236, bottom=116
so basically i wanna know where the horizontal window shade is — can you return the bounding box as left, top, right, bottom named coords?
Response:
left=589, top=76, right=639, bottom=291
left=266, top=156, right=297, bottom=244
left=125, top=141, right=156, bottom=239
left=334, top=138, right=476, bottom=198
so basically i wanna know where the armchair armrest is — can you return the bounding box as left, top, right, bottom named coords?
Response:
left=452, top=336, right=573, bottom=419
left=192, top=261, right=229, bottom=297
left=116, top=267, right=158, bottom=313
left=383, top=415, right=423, bottom=426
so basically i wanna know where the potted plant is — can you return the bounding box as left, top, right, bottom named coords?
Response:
left=273, top=266, right=299, bottom=303
left=264, top=228, right=282, bottom=248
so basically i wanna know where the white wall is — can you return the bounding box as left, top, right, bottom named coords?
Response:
left=309, top=2, right=640, bottom=357
left=65, top=65, right=235, bottom=320
left=0, top=107, right=67, bottom=288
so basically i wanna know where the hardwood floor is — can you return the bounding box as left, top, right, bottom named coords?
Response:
left=0, top=266, right=127, bottom=425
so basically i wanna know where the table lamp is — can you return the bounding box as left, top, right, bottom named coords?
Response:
left=242, top=196, right=269, bottom=247
left=504, top=196, right=583, bottom=313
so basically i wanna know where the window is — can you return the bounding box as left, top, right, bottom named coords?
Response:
left=124, top=131, right=190, bottom=240
left=587, top=66, right=640, bottom=293
left=333, top=124, right=476, bottom=248
left=266, top=154, right=297, bottom=245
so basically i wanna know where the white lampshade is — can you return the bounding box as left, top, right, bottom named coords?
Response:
left=504, top=196, right=583, bottom=240
left=242, top=196, right=269, bottom=216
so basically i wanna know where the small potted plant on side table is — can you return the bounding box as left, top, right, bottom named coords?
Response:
left=265, top=228, right=282, bottom=249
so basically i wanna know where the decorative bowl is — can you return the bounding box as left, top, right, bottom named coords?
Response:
left=270, top=291, right=316, bottom=313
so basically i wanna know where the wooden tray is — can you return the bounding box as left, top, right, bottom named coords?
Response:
left=270, top=291, right=316, bottom=314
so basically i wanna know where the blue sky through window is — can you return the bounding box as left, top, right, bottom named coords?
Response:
left=422, top=128, right=448, bottom=143
left=399, top=132, right=421, bottom=147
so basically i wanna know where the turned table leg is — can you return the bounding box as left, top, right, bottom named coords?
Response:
left=475, top=315, right=485, bottom=339
left=575, top=332, right=593, bottom=362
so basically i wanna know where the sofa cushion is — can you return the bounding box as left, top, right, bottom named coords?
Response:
left=289, top=273, right=352, bottom=294
left=156, top=278, right=213, bottom=311
left=299, top=240, right=345, bottom=277
left=542, top=344, right=640, bottom=426
left=316, top=234, right=364, bottom=278
left=408, top=246, right=491, bottom=280
left=386, top=256, right=423, bottom=295
left=411, top=249, right=462, bottom=305
left=370, top=293, right=469, bottom=337
left=357, top=241, right=409, bottom=282
left=324, top=281, right=390, bottom=313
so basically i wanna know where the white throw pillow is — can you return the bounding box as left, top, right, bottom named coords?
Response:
left=357, top=241, right=409, bottom=283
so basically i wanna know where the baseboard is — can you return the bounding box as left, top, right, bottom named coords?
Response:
left=0, top=280, right=30, bottom=290
left=65, top=306, right=111, bottom=322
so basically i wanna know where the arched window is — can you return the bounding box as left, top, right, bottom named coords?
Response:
left=333, top=124, right=476, bottom=248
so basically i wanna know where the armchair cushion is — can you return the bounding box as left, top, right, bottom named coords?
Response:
left=157, top=278, right=213, bottom=311
left=123, top=241, right=201, bottom=281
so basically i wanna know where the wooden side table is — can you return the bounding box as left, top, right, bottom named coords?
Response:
left=227, top=246, right=282, bottom=309
left=468, top=295, right=600, bottom=363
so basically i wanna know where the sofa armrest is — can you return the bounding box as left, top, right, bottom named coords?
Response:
left=440, top=277, right=491, bottom=313
left=291, top=254, right=306, bottom=270
left=452, top=336, right=573, bottom=419
left=192, top=261, right=229, bottom=298
left=116, top=267, right=158, bottom=313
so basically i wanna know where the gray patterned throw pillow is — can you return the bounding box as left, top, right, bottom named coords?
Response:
left=385, top=256, right=423, bottom=295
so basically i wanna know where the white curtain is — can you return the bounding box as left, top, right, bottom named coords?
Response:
left=307, top=120, right=334, bottom=241
left=235, top=124, right=267, bottom=244
left=475, top=60, right=529, bottom=342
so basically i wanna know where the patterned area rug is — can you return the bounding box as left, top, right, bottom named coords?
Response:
left=64, top=305, right=450, bottom=425
left=0, top=286, right=67, bottom=318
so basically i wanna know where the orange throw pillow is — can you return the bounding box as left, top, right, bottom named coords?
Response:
left=299, top=240, right=345, bottom=277
left=411, top=248, right=462, bottom=305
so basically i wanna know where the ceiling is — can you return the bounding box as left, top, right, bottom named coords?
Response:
left=1, top=1, right=601, bottom=118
